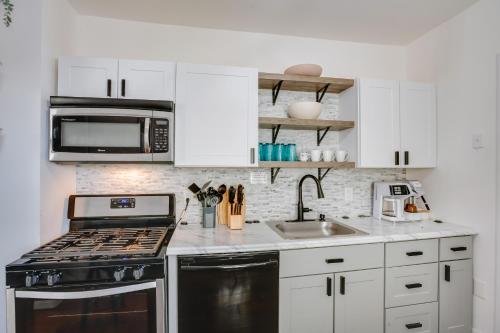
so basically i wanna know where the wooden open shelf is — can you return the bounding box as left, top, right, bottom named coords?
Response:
left=259, top=161, right=355, bottom=169
left=259, top=73, right=355, bottom=94
left=259, top=117, right=354, bottom=131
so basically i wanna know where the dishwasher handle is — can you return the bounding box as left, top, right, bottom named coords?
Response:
left=180, top=259, right=278, bottom=271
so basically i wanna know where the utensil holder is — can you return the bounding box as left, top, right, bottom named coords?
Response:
left=202, top=206, right=217, bottom=228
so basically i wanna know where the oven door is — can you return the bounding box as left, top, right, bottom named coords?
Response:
left=49, top=108, right=153, bottom=162
left=6, top=279, right=165, bottom=333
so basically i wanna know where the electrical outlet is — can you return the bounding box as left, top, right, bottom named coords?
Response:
left=250, top=171, right=267, bottom=184
left=344, top=187, right=353, bottom=202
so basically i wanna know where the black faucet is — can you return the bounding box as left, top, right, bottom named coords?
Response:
left=297, top=174, right=325, bottom=221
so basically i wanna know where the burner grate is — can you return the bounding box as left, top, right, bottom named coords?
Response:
left=24, top=227, right=168, bottom=258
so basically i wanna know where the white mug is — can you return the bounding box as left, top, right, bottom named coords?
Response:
left=311, top=149, right=322, bottom=162
left=299, top=152, right=310, bottom=162
left=335, top=150, right=349, bottom=162
left=322, top=150, right=334, bottom=162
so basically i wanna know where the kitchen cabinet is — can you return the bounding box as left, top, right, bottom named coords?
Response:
left=58, top=57, right=175, bottom=101
left=334, top=269, right=384, bottom=333
left=344, top=79, right=436, bottom=168
left=439, top=259, right=473, bottom=333
left=279, top=274, right=334, bottom=333
left=58, top=57, right=118, bottom=98
left=175, top=63, right=258, bottom=167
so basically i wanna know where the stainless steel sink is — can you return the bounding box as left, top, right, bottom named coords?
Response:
left=267, top=220, right=367, bottom=240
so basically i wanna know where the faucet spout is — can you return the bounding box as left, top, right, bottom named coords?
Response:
left=297, top=174, right=325, bottom=221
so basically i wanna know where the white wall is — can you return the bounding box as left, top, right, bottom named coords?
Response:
left=406, top=0, right=500, bottom=332
left=0, top=1, right=43, bottom=331
left=72, top=15, right=407, bottom=79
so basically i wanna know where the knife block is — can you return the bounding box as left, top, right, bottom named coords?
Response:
left=227, top=192, right=246, bottom=230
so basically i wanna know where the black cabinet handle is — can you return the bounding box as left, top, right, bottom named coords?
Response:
left=404, top=151, right=409, bottom=165
left=340, top=276, right=345, bottom=295
left=406, top=323, right=423, bottom=329
left=406, top=251, right=423, bottom=257
left=326, top=277, right=332, bottom=296
left=405, top=283, right=423, bottom=289
left=107, top=79, right=112, bottom=97
left=445, top=264, right=451, bottom=282
left=395, top=151, right=400, bottom=166
left=121, top=79, right=126, bottom=97
left=451, top=246, right=467, bottom=252
left=325, top=258, right=344, bottom=264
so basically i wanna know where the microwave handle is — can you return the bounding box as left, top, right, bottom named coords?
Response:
left=144, top=118, right=151, bottom=153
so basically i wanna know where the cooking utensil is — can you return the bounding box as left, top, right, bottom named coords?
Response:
left=217, top=184, right=227, bottom=204
left=228, top=186, right=236, bottom=215
left=188, top=183, right=201, bottom=194
left=236, top=185, right=244, bottom=215
left=200, top=180, right=212, bottom=193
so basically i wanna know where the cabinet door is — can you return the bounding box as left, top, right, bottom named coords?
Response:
left=279, top=274, right=334, bottom=333
left=175, top=63, right=258, bottom=167
left=358, top=79, right=400, bottom=168
left=58, top=57, right=118, bottom=98
left=334, top=268, right=384, bottom=333
left=400, top=82, right=436, bottom=168
left=118, top=60, right=176, bottom=100
left=439, top=260, right=473, bottom=333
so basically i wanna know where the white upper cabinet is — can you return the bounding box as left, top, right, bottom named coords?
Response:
left=358, top=79, right=400, bottom=168
left=58, top=57, right=176, bottom=101
left=58, top=57, right=118, bottom=98
left=351, top=79, right=436, bottom=168
left=118, top=60, right=175, bottom=100
left=175, top=63, right=258, bottom=167
left=400, top=82, right=437, bottom=167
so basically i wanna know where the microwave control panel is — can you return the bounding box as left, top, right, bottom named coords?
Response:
left=151, top=119, right=169, bottom=153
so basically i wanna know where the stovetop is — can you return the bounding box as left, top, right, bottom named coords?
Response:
left=25, top=227, right=169, bottom=259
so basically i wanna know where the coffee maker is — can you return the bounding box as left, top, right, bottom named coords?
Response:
left=373, top=181, right=431, bottom=222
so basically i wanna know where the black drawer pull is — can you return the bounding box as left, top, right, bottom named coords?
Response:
left=406, top=251, right=423, bottom=257
left=406, top=323, right=423, bottom=329
left=340, top=276, right=345, bottom=295
left=445, top=264, right=451, bottom=282
left=405, top=283, right=423, bottom=289
left=326, top=277, right=332, bottom=296
left=325, top=258, right=344, bottom=264
left=451, top=246, right=467, bottom=252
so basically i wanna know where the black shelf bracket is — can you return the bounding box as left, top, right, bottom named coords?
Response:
left=316, top=127, right=331, bottom=146
left=271, top=125, right=281, bottom=144
left=318, top=168, right=332, bottom=182
left=272, top=80, right=284, bottom=105
left=271, top=168, right=281, bottom=184
left=316, top=84, right=330, bottom=103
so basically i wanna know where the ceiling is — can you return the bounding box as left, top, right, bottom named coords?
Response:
left=68, top=0, right=477, bottom=45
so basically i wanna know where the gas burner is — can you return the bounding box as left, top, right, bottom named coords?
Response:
left=24, top=227, right=168, bottom=259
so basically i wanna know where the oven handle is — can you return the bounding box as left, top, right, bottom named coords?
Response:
left=15, top=281, right=157, bottom=300
left=180, top=260, right=279, bottom=271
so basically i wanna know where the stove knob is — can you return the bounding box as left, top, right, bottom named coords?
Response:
left=133, top=266, right=145, bottom=280
left=47, top=272, right=62, bottom=286
left=113, top=268, right=126, bottom=282
left=25, top=273, right=40, bottom=288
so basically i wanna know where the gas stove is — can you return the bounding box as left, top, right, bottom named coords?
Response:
left=6, top=194, right=176, bottom=288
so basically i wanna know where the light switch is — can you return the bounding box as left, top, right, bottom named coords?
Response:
left=473, top=278, right=486, bottom=299
left=250, top=171, right=268, bottom=184
left=472, top=134, right=484, bottom=149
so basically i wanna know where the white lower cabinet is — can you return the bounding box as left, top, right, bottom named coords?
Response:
left=279, top=274, right=334, bottom=333
left=279, top=269, right=384, bottom=333
left=386, top=302, right=438, bottom=333
left=334, top=269, right=384, bottom=333
left=439, top=259, right=473, bottom=333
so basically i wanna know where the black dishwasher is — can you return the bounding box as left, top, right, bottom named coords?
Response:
left=178, top=251, right=279, bottom=333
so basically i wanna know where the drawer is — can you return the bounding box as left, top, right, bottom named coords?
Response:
left=386, top=239, right=438, bottom=267
left=385, top=263, right=438, bottom=308
left=279, top=243, right=384, bottom=278
left=440, top=236, right=473, bottom=261
left=386, top=302, right=438, bottom=333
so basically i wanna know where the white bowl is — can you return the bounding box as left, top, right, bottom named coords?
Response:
left=284, top=64, right=323, bottom=77
left=287, top=101, right=322, bottom=120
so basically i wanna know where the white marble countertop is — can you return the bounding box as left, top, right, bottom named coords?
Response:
left=166, top=217, right=476, bottom=256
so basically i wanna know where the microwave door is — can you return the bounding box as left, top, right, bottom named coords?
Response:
left=50, top=113, right=153, bottom=162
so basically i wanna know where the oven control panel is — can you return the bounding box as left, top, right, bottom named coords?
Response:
left=110, top=198, right=136, bottom=209
left=151, top=119, right=169, bottom=153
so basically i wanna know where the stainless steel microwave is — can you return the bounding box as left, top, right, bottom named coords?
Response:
left=49, top=97, right=174, bottom=163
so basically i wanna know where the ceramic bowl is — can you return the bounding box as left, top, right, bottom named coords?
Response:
left=287, top=101, right=322, bottom=120
left=284, top=64, right=323, bottom=77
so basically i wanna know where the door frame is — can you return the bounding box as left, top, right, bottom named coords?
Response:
left=495, top=54, right=500, bottom=332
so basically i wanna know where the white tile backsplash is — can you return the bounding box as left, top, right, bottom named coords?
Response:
left=76, top=90, right=404, bottom=222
